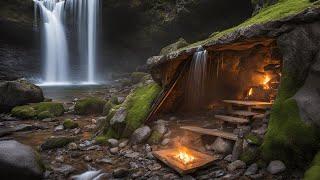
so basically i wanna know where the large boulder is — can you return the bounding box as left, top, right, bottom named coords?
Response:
left=130, top=126, right=152, bottom=145
left=74, top=97, right=106, bottom=115
left=0, top=79, right=44, bottom=112
left=0, top=140, right=44, bottom=179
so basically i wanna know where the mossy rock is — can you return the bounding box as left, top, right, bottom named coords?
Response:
left=74, top=97, right=106, bottom=115
left=40, top=136, right=77, bottom=151
left=11, top=105, right=37, bottom=119
left=33, top=102, right=65, bottom=117
left=37, top=111, right=54, bottom=119
left=110, top=96, right=120, bottom=105
left=160, top=38, right=189, bottom=55
left=63, top=119, right=79, bottom=129
left=131, top=72, right=149, bottom=84
left=95, top=136, right=107, bottom=145
left=147, top=131, right=163, bottom=144
left=103, top=101, right=113, bottom=116
left=245, top=133, right=262, bottom=146
left=240, top=147, right=259, bottom=164
left=304, top=152, right=320, bottom=180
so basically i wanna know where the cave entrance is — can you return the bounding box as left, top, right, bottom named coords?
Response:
left=147, top=39, right=282, bottom=137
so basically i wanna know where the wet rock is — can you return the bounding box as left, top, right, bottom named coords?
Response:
left=54, top=125, right=64, bottom=132
left=0, top=140, right=43, bottom=179
left=52, top=164, right=75, bottom=176
left=130, top=126, right=151, bottom=145
left=267, top=160, right=286, bottom=174
left=68, top=142, right=78, bottom=150
left=211, top=137, right=233, bottom=154
left=0, top=80, right=44, bottom=112
left=40, top=136, right=77, bottom=151
left=113, top=167, right=129, bottom=178
left=119, top=139, right=128, bottom=148
left=110, top=147, right=119, bottom=154
left=161, top=138, right=170, bottom=146
left=245, top=163, right=258, bottom=176
left=107, top=138, right=119, bottom=147
left=227, top=160, right=246, bottom=171
left=13, top=124, right=35, bottom=132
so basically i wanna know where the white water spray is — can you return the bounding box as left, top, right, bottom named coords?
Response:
left=34, top=0, right=69, bottom=84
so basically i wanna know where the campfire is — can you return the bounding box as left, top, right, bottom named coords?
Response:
left=173, top=147, right=196, bottom=165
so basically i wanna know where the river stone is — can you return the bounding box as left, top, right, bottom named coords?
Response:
left=119, top=139, right=129, bottom=148
left=130, top=126, right=151, bottom=145
left=267, top=160, right=286, bottom=174
left=40, top=136, right=77, bottom=150
left=211, top=137, right=233, bottom=154
left=227, top=160, right=246, bottom=171
left=107, top=138, right=119, bottom=147
left=245, top=163, right=258, bottom=176
left=0, top=80, right=44, bottom=112
left=0, top=140, right=43, bottom=179
left=52, top=164, right=75, bottom=176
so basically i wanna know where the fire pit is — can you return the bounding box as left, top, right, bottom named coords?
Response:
left=153, top=147, right=217, bottom=175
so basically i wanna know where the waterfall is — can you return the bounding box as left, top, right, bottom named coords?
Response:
left=34, top=0, right=100, bottom=85
left=185, top=47, right=208, bottom=110
left=35, top=0, right=69, bottom=85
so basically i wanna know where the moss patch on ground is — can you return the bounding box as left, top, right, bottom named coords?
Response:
left=148, top=130, right=163, bottom=144
left=261, top=71, right=320, bottom=167
left=74, top=97, right=106, bottom=115
left=63, top=119, right=79, bottom=129
left=304, top=152, right=320, bottom=180
left=11, top=102, right=65, bottom=119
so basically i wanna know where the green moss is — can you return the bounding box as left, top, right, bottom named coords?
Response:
left=103, top=101, right=113, bottom=116
left=245, top=133, right=262, bottom=146
left=37, top=111, right=54, bottom=119
left=33, top=102, right=65, bottom=117
left=123, top=83, right=162, bottom=136
left=131, top=72, right=149, bottom=84
left=110, top=96, right=120, bottom=105
left=40, top=136, right=77, bottom=151
left=34, top=151, right=45, bottom=172
left=148, top=131, right=163, bottom=144
left=74, top=97, right=106, bottom=115
left=240, top=148, right=259, bottom=164
left=11, top=105, right=36, bottom=119
left=63, top=119, right=79, bottom=129
left=95, top=136, right=107, bottom=145
left=304, top=152, right=320, bottom=180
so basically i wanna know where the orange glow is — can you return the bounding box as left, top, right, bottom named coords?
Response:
left=248, top=88, right=253, bottom=96
left=262, top=75, right=271, bottom=89
left=174, top=147, right=195, bottom=165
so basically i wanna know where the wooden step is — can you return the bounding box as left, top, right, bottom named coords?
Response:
left=214, top=115, right=249, bottom=124
left=228, top=110, right=261, bottom=117
left=223, top=100, right=273, bottom=107
left=180, top=126, right=238, bottom=141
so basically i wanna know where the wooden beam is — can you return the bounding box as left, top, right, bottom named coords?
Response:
left=180, top=126, right=238, bottom=141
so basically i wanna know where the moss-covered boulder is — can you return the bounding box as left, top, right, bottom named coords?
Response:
left=240, top=147, right=259, bottom=164
left=102, top=101, right=113, bottom=116
left=40, top=136, right=77, bottom=151
left=131, top=72, right=149, bottom=84
left=11, top=102, right=64, bottom=119
left=304, top=152, right=320, bottom=180
left=74, top=97, right=106, bottom=115
left=159, top=38, right=189, bottom=55
left=63, top=119, right=79, bottom=129
left=103, top=82, right=162, bottom=138
left=95, top=136, right=107, bottom=145
left=0, top=79, right=44, bottom=112
left=245, top=133, right=262, bottom=146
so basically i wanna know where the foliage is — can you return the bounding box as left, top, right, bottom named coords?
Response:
left=304, top=152, right=320, bottom=180
left=74, top=97, right=106, bottom=115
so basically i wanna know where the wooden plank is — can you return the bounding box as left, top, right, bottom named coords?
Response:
left=180, top=126, right=238, bottom=141
left=228, top=110, right=261, bottom=117
left=153, top=148, right=217, bottom=175
left=223, top=100, right=272, bottom=107
left=215, top=115, right=249, bottom=124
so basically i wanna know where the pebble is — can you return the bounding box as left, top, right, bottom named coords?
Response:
left=110, top=147, right=119, bottom=154
left=68, top=142, right=78, bottom=150
left=52, top=164, right=75, bottom=176
left=267, top=160, right=286, bottom=174
left=84, top=155, right=92, bottom=162
left=96, top=157, right=113, bottom=164
left=119, top=139, right=129, bottom=148
left=145, top=144, right=152, bottom=152
left=54, top=125, right=64, bottom=131
left=55, top=155, right=64, bottom=163
left=146, top=152, right=155, bottom=160
left=91, top=119, right=97, bottom=124
left=161, top=138, right=170, bottom=146
left=227, top=160, right=246, bottom=171
left=73, top=128, right=81, bottom=135
left=224, top=154, right=232, bottom=162
left=107, top=138, right=119, bottom=147
left=113, top=167, right=129, bottom=178
left=245, top=163, right=258, bottom=176
left=148, top=163, right=162, bottom=171
left=125, top=152, right=140, bottom=158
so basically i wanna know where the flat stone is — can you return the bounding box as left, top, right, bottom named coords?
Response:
left=227, top=160, right=246, bottom=171
left=161, top=138, right=170, bottom=146
left=267, top=160, right=286, bottom=174
left=14, top=124, right=35, bottom=132
left=54, top=125, right=64, bottom=132
left=52, top=164, right=75, bottom=176
left=110, top=147, right=119, bottom=154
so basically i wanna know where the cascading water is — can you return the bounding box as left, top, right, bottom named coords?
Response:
left=184, top=47, right=208, bottom=110
left=34, top=0, right=69, bottom=85
left=34, top=0, right=100, bottom=85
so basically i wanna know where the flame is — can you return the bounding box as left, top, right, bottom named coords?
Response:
left=174, top=147, right=195, bottom=165
left=262, top=75, right=271, bottom=89
left=248, top=88, right=253, bottom=96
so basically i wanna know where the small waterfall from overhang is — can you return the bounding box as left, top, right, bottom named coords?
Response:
left=34, top=0, right=69, bottom=85
left=185, top=47, right=208, bottom=110
left=35, top=0, right=101, bottom=85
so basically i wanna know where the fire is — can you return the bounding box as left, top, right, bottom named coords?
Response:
left=174, top=147, right=195, bottom=165
left=262, top=75, right=271, bottom=89
left=248, top=88, right=253, bottom=96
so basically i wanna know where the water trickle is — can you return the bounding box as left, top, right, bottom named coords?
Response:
left=185, top=47, right=208, bottom=110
